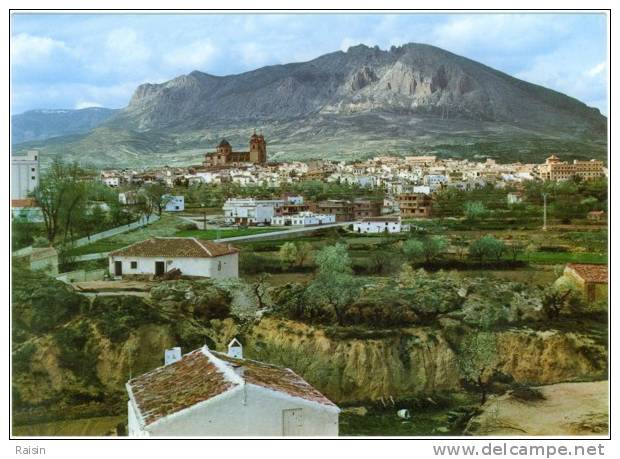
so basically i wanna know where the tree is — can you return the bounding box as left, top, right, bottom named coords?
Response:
left=458, top=328, right=498, bottom=405
left=294, top=242, right=314, bottom=268
left=422, top=235, right=447, bottom=263
left=136, top=191, right=155, bottom=222
left=542, top=280, right=583, bottom=320
left=458, top=308, right=500, bottom=405
left=469, top=235, right=506, bottom=263
left=251, top=273, right=271, bottom=310
left=33, top=159, right=86, bottom=243
left=402, top=236, right=447, bottom=264
left=278, top=242, right=298, bottom=269
left=402, top=239, right=424, bottom=263
left=306, top=244, right=361, bottom=325
left=464, top=201, right=487, bottom=221
left=143, top=183, right=172, bottom=216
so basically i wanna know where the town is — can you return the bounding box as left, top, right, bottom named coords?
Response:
left=11, top=131, right=608, bottom=436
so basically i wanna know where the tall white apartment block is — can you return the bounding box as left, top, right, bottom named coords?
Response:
left=11, top=150, right=40, bottom=199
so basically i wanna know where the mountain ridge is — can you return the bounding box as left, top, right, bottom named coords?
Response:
left=13, top=42, right=607, bottom=167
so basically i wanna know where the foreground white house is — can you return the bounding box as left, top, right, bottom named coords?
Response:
left=126, top=341, right=340, bottom=436
left=353, top=216, right=404, bottom=234
left=108, top=237, right=239, bottom=279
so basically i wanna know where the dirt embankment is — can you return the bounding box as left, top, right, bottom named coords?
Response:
left=243, top=318, right=607, bottom=404
left=13, top=314, right=606, bottom=410
left=466, top=381, right=608, bottom=436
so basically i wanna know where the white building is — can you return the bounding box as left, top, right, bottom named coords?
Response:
left=507, top=192, right=524, bottom=205
left=164, top=195, right=185, bottom=212
left=353, top=217, right=404, bottom=234
left=108, top=237, right=239, bottom=279
left=127, top=341, right=340, bottom=436
left=271, top=212, right=335, bottom=227
left=119, top=191, right=139, bottom=206
left=11, top=150, right=39, bottom=199
left=223, top=198, right=284, bottom=225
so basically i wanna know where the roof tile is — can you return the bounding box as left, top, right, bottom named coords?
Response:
left=566, top=263, right=608, bottom=284
left=110, top=237, right=238, bottom=258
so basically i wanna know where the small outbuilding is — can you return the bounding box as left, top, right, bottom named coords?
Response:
left=108, top=237, right=239, bottom=279
left=563, top=263, right=608, bottom=303
left=14, top=246, right=59, bottom=275
left=126, top=341, right=340, bottom=436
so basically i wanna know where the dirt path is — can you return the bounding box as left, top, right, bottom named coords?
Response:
left=467, top=381, right=608, bottom=436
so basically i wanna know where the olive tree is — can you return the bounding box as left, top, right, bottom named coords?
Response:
left=306, top=244, right=361, bottom=325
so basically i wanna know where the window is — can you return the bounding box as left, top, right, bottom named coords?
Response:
left=218, top=261, right=222, bottom=271
left=31, top=168, right=35, bottom=172
left=31, top=176, right=36, bottom=180
left=130, top=261, right=137, bottom=269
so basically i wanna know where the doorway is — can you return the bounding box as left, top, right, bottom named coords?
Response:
left=114, top=261, right=122, bottom=276
left=155, top=261, right=165, bottom=276
left=282, top=408, right=303, bottom=436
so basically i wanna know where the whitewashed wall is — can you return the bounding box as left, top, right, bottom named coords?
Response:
left=137, top=384, right=338, bottom=436
left=353, top=221, right=402, bottom=234
left=109, top=253, right=238, bottom=279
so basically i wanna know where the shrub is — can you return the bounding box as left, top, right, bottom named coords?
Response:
left=90, top=296, right=162, bottom=342
left=54, top=321, right=100, bottom=385
left=12, top=265, right=86, bottom=334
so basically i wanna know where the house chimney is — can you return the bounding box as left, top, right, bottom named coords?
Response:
left=164, top=347, right=182, bottom=365
left=227, top=338, right=243, bottom=359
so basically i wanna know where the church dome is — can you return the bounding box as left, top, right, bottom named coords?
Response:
left=218, top=139, right=231, bottom=147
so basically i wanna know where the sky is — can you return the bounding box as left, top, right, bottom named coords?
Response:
left=10, top=13, right=608, bottom=115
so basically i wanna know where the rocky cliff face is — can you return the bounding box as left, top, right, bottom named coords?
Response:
left=119, top=43, right=604, bottom=135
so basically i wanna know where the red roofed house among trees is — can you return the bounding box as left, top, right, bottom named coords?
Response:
left=126, top=340, right=340, bottom=436
left=563, top=263, right=608, bottom=303
left=108, top=237, right=239, bottom=279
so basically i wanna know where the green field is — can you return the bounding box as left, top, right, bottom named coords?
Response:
left=176, top=227, right=285, bottom=239
left=517, top=251, right=607, bottom=265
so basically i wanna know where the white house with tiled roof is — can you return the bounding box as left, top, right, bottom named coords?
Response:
left=126, top=340, right=340, bottom=436
left=108, top=237, right=239, bottom=279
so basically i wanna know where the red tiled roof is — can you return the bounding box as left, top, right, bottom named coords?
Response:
left=127, top=347, right=337, bottom=428
left=127, top=348, right=236, bottom=427
left=566, top=263, right=608, bottom=284
left=11, top=198, right=36, bottom=208
left=109, top=237, right=238, bottom=258
left=213, top=352, right=337, bottom=408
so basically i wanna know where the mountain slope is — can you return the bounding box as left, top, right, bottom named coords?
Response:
left=15, top=43, right=607, bottom=167
left=12, top=107, right=118, bottom=144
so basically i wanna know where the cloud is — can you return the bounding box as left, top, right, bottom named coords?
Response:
left=9, top=13, right=608, bottom=115
left=104, top=28, right=151, bottom=68
left=586, top=61, right=606, bottom=77
left=11, top=33, right=67, bottom=66
left=164, top=39, right=218, bottom=70
left=74, top=100, right=103, bottom=109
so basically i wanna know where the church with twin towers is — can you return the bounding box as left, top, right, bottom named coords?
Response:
left=203, top=131, right=267, bottom=168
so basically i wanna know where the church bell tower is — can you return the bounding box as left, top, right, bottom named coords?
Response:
left=249, top=131, right=267, bottom=164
